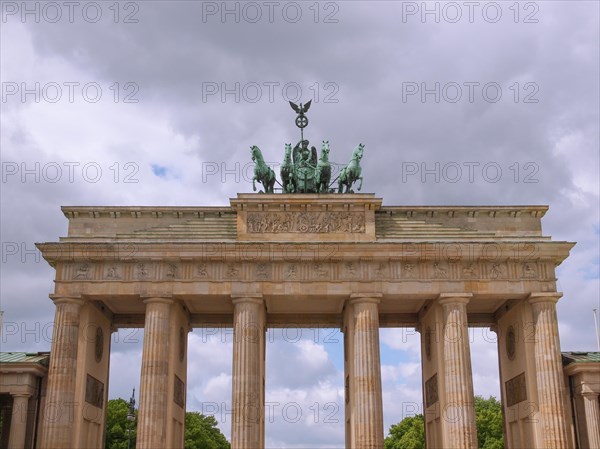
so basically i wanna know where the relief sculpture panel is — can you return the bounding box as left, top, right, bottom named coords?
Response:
left=246, top=211, right=366, bottom=234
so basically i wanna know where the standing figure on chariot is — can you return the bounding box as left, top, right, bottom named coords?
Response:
left=293, top=139, right=318, bottom=193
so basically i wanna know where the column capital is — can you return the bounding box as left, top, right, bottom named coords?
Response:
left=11, top=393, right=32, bottom=399
left=438, top=293, right=472, bottom=306
left=141, top=297, right=174, bottom=306
left=528, top=292, right=563, bottom=306
left=231, top=294, right=264, bottom=306
left=580, top=389, right=600, bottom=399
left=349, top=293, right=382, bottom=305
left=49, top=295, right=85, bottom=306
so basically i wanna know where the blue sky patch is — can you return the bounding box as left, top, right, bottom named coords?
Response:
left=151, top=164, right=168, bottom=178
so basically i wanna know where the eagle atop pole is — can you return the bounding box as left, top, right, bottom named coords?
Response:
left=289, top=100, right=312, bottom=142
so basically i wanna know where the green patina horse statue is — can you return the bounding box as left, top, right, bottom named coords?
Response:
left=315, top=140, right=331, bottom=193
left=338, top=143, right=364, bottom=193
left=251, top=145, right=275, bottom=193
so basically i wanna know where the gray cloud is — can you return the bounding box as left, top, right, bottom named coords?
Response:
left=1, top=1, right=598, bottom=446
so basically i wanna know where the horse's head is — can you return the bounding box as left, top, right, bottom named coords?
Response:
left=251, top=145, right=262, bottom=162
left=352, top=143, right=365, bottom=161
left=320, top=140, right=330, bottom=161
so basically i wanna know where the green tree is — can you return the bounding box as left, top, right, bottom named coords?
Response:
left=184, top=412, right=230, bottom=449
left=385, top=414, right=425, bottom=449
left=384, top=396, right=505, bottom=449
left=105, top=398, right=136, bottom=449
left=105, top=399, right=230, bottom=449
left=475, top=396, right=504, bottom=449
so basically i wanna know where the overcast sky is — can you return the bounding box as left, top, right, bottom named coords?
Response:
left=1, top=1, right=599, bottom=447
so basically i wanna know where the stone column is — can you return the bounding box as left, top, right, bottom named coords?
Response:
left=528, top=293, right=570, bottom=448
left=350, top=294, right=384, bottom=449
left=439, top=294, right=477, bottom=449
left=137, top=298, right=174, bottom=449
left=581, top=392, right=600, bottom=449
left=39, top=296, right=84, bottom=449
left=231, top=295, right=265, bottom=449
left=8, top=394, right=30, bottom=449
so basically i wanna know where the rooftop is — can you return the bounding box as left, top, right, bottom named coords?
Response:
left=562, top=351, right=600, bottom=365
left=0, top=352, right=50, bottom=366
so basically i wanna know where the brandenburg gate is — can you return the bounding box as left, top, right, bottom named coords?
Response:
left=35, top=193, right=575, bottom=449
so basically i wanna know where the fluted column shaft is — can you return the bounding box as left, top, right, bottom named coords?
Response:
left=137, top=298, right=173, bottom=449
left=528, top=293, right=570, bottom=449
left=350, top=295, right=384, bottom=449
left=439, top=294, right=477, bottom=449
left=8, top=394, right=30, bottom=449
left=231, top=296, right=265, bottom=449
left=39, top=297, right=84, bottom=449
left=582, top=392, right=600, bottom=449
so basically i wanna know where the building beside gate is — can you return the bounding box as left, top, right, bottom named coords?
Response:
left=0, top=352, right=48, bottom=449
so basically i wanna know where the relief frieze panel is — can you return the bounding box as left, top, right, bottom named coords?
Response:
left=401, top=262, right=419, bottom=279
left=311, top=263, right=330, bottom=280
left=488, top=262, right=509, bottom=280
left=284, top=263, right=299, bottom=281
left=461, top=263, right=479, bottom=278
left=173, top=375, right=185, bottom=409
left=246, top=211, right=366, bottom=234
left=74, top=263, right=91, bottom=280
left=372, top=262, right=389, bottom=279
left=195, top=263, right=211, bottom=279
left=505, top=372, right=527, bottom=407
left=425, top=373, right=439, bottom=408
left=255, top=263, right=272, bottom=280
left=135, top=262, right=153, bottom=280
left=104, top=264, right=122, bottom=280
left=164, top=263, right=179, bottom=280
left=342, top=262, right=360, bottom=279
left=59, top=259, right=554, bottom=284
left=432, top=262, right=450, bottom=279
left=85, top=374, right=105, bottom=409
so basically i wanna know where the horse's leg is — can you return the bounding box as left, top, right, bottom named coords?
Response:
left=346, top=175, right=354, bottom=193
left=324, top=169, right=331, bottom=193
left=268, top=172, right=275, bottom=193
left=253, top=177, right=257, bottom=192
left=358, top=176, right=363, bottom=191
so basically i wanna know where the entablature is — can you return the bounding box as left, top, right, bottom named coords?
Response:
left=58, top=196, right=551, bottom=241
